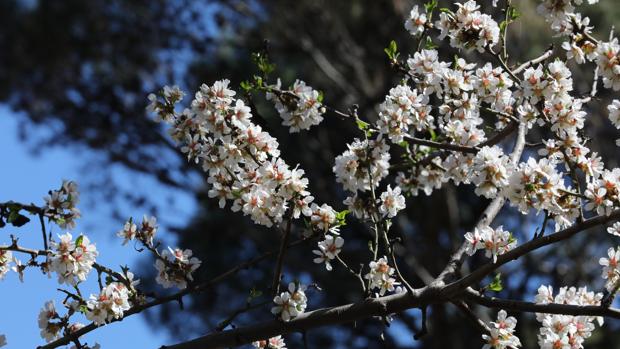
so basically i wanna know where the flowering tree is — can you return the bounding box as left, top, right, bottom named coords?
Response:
left=5, top=0, right=620, bottom=348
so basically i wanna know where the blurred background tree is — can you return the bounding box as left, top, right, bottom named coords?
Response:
left=3, top=0, right=620, bottom=348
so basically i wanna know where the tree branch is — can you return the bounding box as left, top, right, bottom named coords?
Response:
left=463, top=288, right=620, bottom=319
left=160, top=286, right=444, bottom=349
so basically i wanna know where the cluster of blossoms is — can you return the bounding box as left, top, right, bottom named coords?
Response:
left=364, top=257, right=401, bottom=296
left=149, top=80, right=330, bottom=231
left=503, top=157, right=579, bottom=231
left=312, top=235, right=344, bottom=271
left=252, top=335, right=287, bottom=349
left=545, top=0, right=617, bottom=91
left=464, top=226, right=516, bottom=263
left=482, top=310, right=522, bottom=349
left=376, top=84, right=432, bottom=143
left=38, top=301, right=62, bottom=342
left=117, top=215, right=158, bottom=246
left=534, top=285, right=603, bottom=349
left=392, top=51, right=512, bottom=197
left=538, top=0, right=597, bottom=35
left=334, top=137, right=399, bottom=220
left=266, top=79, right=326, bottom=133
left=436, top=0, right=499, bottom=52
left=43, top=180, right=81, bottom=230
left=333, top=138, right=390, bottom=193
left=596, top=38, right=620, bottom=90
left=599, top=246, right=620, bottom=292
left=48, top=232, right=98, bottom=286
left=582, top=168, right=620, bottom=217
left=155, top=247, right=202, bottom=289
left=85, top=282, right=132, bottom=325
left=271, top=282, right=308, bottom=321
left=471, top=146, right=512, bottom=199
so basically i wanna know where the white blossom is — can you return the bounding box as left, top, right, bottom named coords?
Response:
left=404, top=5, right=427, bottom=36
left=379, top=185, right=406, bottom=218
left=38, top=301, right=61, bottom=343
left=313, top=235, right=344, bottom=271
left=0, top=250, right=12, bottom=281
left=482, top=310, right=521, bottom=349
left=252, top=335, right=287, bottom=349
left=267, top=79, right=325, bottom=133
left=43, top=180, right=81, bottom=230
left=49, top=233, right=98, bottom=286
left=365, top=257, right=400, bottom=296
left=155, top=247, right=202, bottom=289
left=271, top=283, right=307, bottom=321
left=85, top=282, right=132, bottom=325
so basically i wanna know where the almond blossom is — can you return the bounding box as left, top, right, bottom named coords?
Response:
left=252, top=335, right=287, bottom=349
left=49, top=232, right=98, bottom=286
left=313, top=235, right=344, bottom=271
left=365, top=257, right=400, bottom=296
left=38, top=301, right=61, bottom=343
left=85, top=282, right=132, bottom=325
left=155, top=247, right=202, bottom=289
left=271, top=282, right=308, bottom=321
left=379, top=185, right=406, bottom=218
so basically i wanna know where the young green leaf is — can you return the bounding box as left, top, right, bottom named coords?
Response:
left=488, top=273, right=503, bottom=292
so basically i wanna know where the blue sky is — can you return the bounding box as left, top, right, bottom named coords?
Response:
left=0, top=106, right=196, bottom=348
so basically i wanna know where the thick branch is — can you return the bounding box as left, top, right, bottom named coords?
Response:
left=464, top=288, right=620, bottom=319
left=160, top=286, right=443, bottom=349
left=442, top=209, right=620, bottom=298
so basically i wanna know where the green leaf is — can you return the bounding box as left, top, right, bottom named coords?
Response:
left=252, top=75, right=263, bottom=87
left=240, top=80, right=253, bottom=92
left=424, top=0, right=438, bottom=13
left=508, top=233, right=517, bottom=245
left=429, top=128, right=437, bottom=141
left=356, top=119, right=370, bottom=131
left=488, top=273, right=503, bottom=292
left=317, top=90, right=324, bottom=103
left=384, top=40, right=399, bottom=61
left=397, top=140, right=410, bottom=149
left=439, top=7, right=452, bottom=13
left=499, top=20, right=508, bottom=34
left=251, top=52, right=276, bottom=76
left=335, top=210, right=350, bottom=226
left=7, top=209, right=30, bottom=227
left=75, top=235, right=84, bottom=247
left=508, top=6, right=520, bottom=20
left=78, top=305, right=88, bottom=314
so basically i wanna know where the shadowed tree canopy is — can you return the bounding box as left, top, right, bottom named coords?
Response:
left=4, top=0, right=620, bottom=348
